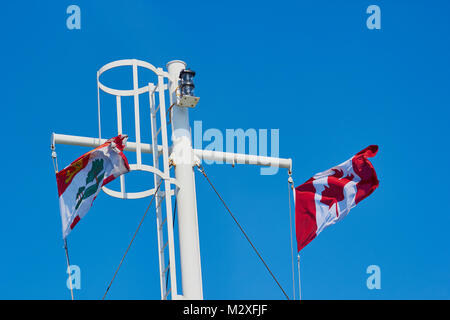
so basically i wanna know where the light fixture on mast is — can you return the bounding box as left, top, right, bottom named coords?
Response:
left=178, top=68, right=200, bottom=108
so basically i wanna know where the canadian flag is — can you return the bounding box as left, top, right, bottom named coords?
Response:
left=56, top=135, right=130, bottom=238
left=295, top=145, right=379, bottom=252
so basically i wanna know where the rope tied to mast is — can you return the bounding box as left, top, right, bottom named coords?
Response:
left=195, top=163, right=290, bottom=300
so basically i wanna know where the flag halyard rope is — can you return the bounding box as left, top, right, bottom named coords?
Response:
left=64, top=239, right=74, bottom=300
left=51, top=145, right=74, bottom=300
left=196, top=164, right=290, bottom=300
left=287, top=173, right=296, bottom=300
left=297, top=254, right=302, bottom=300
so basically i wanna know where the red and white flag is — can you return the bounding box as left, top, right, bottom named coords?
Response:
left=56, top=135, right=130, bottom=238
left=295, top=145, right=379, bottom=252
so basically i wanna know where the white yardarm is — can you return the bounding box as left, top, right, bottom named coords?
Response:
left=193, top=121, right=280, bottom=175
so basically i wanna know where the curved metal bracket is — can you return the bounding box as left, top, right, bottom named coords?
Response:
left=102, top=164, right=180, bottom=199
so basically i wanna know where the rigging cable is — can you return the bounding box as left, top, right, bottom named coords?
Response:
left=287, top=172, right=296, bottom=300
left=64, top=240, right=74, bottom=300
left=196, top=164, right=290, bottom=300
left=297, top=254, right=302, bottom=300
left=102, top=180, right=163, bottom=300
left=51, top=144, right=73, bottom=300
left=165, top=197, right=178, bottom=292
left=288, top=174, right=302, bottom=301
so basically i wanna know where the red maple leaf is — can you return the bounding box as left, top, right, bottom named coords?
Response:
left=320, top=169, right=354, bottom=217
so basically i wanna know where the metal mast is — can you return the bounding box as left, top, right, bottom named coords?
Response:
left=167, top=60, right=203, bottom=299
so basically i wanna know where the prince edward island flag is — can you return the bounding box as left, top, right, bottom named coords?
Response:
left=56, top=135, right=130, bottom=238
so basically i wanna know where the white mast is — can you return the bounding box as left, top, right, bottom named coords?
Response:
left=167, top=60, right=203, bottom=299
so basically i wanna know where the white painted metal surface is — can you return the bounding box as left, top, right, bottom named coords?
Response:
left=52, top=133, right=162, bottom=154
left=194, top=149, right=292, bottom=171
left=167, top=60, right=203, bottom=300
left=96, top=60, right=179, bottom=300
left=52, top=133, right=291, bottom=171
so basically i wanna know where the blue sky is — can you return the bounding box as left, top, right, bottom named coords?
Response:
left=1, top=0, right=449, bottom=300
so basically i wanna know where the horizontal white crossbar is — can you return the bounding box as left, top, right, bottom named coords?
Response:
left=193, top=149, right=292, bottom=171
left=52, top=133, right=292, bottom=170
left=52, top=133, right=163, bottom=154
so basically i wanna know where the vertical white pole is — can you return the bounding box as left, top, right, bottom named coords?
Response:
left=166, top=60, right=203, bottom=300
left=132, top=62, right=142, bottom=168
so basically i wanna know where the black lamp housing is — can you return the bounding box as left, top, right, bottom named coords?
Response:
left=179, top=69, right=196, bottom=97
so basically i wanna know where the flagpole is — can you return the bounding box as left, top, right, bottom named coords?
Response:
left=64, top=239, right=74, bottom=300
